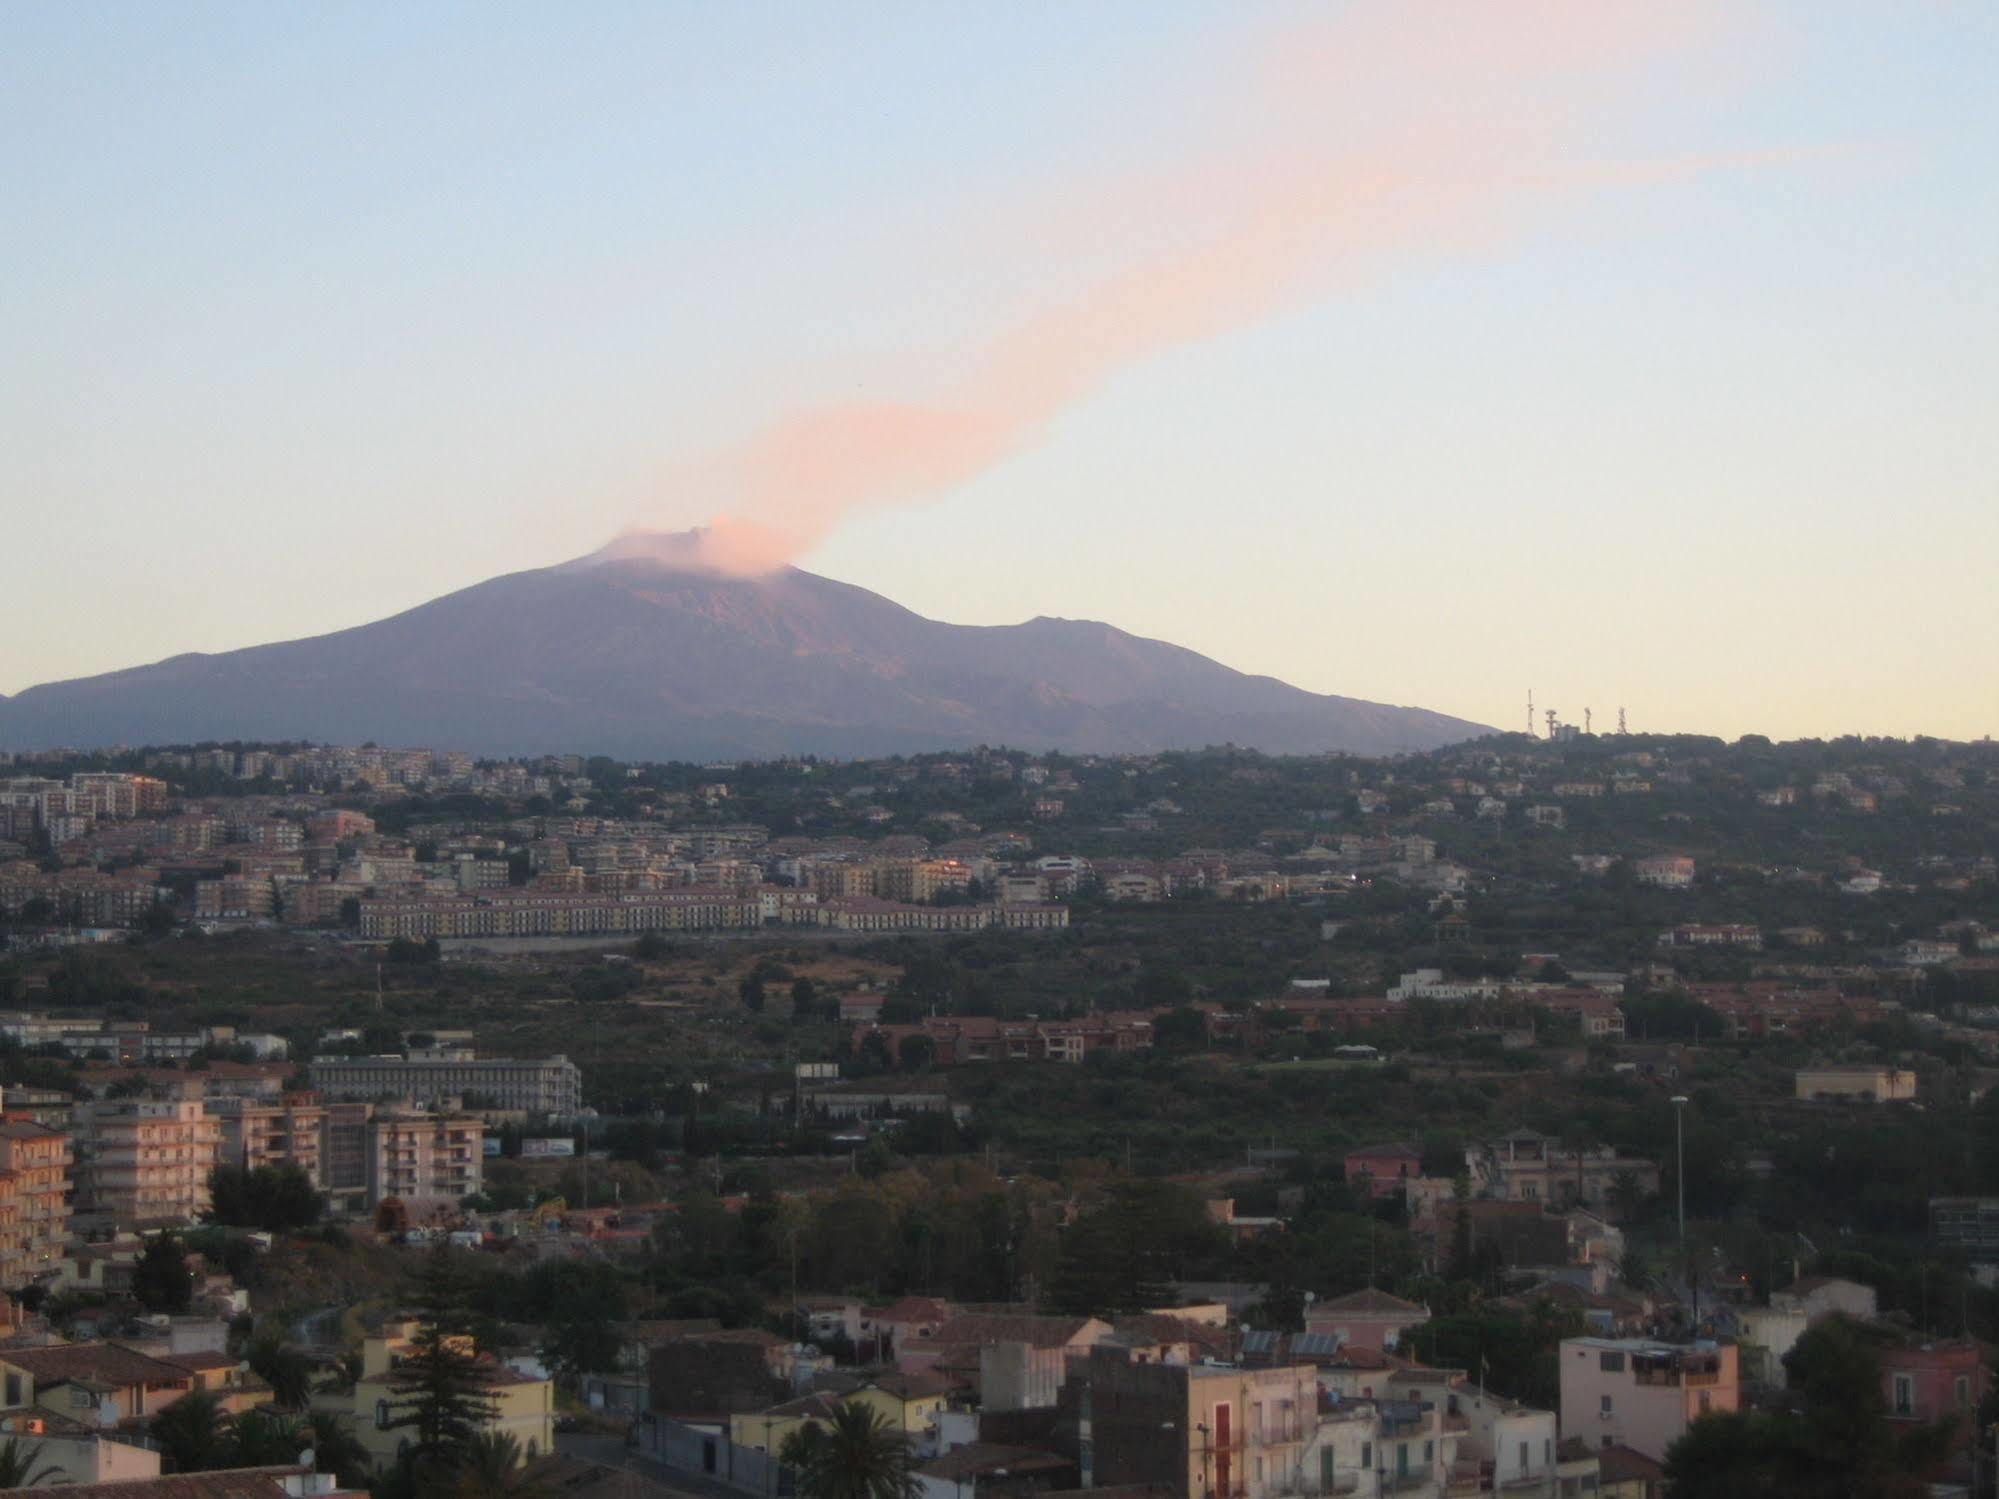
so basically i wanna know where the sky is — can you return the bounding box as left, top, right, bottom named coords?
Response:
left=4, top=2, right=1995, bottom=742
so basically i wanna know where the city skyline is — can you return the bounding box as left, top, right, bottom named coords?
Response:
left=6, top=2, right=1996, bottom=743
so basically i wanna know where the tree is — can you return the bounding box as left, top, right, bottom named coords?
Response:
left=0, top=1436, right=63, bottom=1487
left=150, top=1389, right=236, bottom=1472
left=208, top=1163, right=322, bottom=1233
left=790, top=1400, right=920, bottom=1499
left=233, top=1409, right=308, bottom=1467
left=792, top=977, right=819, bottom=1020
left=453, top=1431, right=552, bottom=1498
left=305, top=1414, right=376, bottom=1488
left=247, top=1330, right=314, bottom=1409
left=384, top=1249, right=501, bottom=1478
left=740, top=973, right=766, bottom=1013
left=132, top=1233, right=193, bottom=1313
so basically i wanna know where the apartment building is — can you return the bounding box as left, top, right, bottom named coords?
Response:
left=367, top=1108, right=483, bottom=1217
left=356, top=888, right=764, bottom=940
left=1085, top=1345, right=1320, bottom=1499
left=0, top=1117, right=72, bottom=1287
left=313, top=1318, right=551, bottom=1471
left=73, top=1096, right=221, bottom=1227
left=210, top=1093, right=327, bottom=1186
left=310, top=1053, right=581, bottom=1116
left=1558, top=1338, right=1739, bottom=1462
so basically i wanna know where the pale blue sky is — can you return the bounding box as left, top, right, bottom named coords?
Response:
left=4, top=3, right=1994, bottom=740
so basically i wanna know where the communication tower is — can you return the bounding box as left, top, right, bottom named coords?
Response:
left=1584, top=708, right=1593, bottom=736
left=1618, top=707, right=1628, bottom=735
left=1544, top=708, right=1558, bottom=740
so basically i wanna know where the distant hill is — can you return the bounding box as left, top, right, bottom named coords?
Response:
left=0, top=531, right=1488, bottom=759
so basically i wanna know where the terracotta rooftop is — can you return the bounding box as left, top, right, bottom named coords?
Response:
left=11, top=1466, right=344, bottom=1499
left=0, top=1343, right=195, bottom=1390
left=1314, top=1289, right=1427, bottom=1315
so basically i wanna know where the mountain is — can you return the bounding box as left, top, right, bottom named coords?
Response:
left=0, top=531, right=1488, bottom=759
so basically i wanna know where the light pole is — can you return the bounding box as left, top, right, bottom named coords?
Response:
left=1671, top=1096, right=1691, bottom=1328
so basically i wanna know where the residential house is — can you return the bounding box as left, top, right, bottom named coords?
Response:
left=1303, top=1290, right=1429, bottom=1354
left=1082, top=1345, right=1321, bottom=1499
left=1343, top=1145, right=1422, bottom=1201
left=0, top=1343, right=199, bottom=1424
left=1557, top=1339, right=1739, bottom=1462
left=311, top=1318, right=554, bottom=1472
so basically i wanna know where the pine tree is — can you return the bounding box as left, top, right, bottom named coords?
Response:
left=385, top=1248, right=500, bottom=1478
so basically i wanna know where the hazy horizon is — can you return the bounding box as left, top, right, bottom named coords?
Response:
left=6, top=2, right=1995, bottom=741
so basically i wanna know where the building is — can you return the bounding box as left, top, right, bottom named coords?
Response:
left=1557, top=1339, right=1739, bottom=1462
left=1344, top=1144, right=1423, bottom=1199
left=1794, top=1066, right=1917, bottom=1104
left=1475, top=1132, right=1660, bottom=1219
left=1930, top=1197, right=1999, bottom=1262
left=1083, top=1345, right=1320, bottom=1499
left=1303, top=1290, right=1430, bottom=1354
left=1631, top=857, right=1695, bottom=889
left=312, top=1318, right=553, bottom=1472
left=1880, top=1337, right=1988, bottom=1443
left=72, top=1096, right=221, bottom=1227
left=0, top=1117, right=72, bottom=1287
left=310, top=1055, right=581, bottom=1116
left=366, top=1107, right=483, bottom=1219
left=210, top=1093, right=327, bottom=1187
left=0, top=1404, right=160, bottom=1487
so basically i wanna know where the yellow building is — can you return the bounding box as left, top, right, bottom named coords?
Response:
left=312, top=1319, right=555, bottom=1473
left=731, top=1376, right=954, bottom=1455
left=1795, top=1066, right=1917, bottom=1104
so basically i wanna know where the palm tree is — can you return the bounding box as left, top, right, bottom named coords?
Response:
left=791, top=1401, right=920, bottom=1499
left=452, top=1430, right=554, bottom=1499
left=0, top=1435, right=63, bottom=1488
left=304, top=1414, right=376, bottom=1488
left=247, top=1330, right=315, bottom=1409
left=148, top=1389, right=236, bottom=1473
left=233, top=1409, right=308, bottom=1467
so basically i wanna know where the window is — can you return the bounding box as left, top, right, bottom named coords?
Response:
left=1892, top=1375, right=1915, bottom=1417
left=3, top=1374, right=18, bottom=1407
left=1361, top=1443, right=1371, bottom=1471
left=376, top=1399, right=390, bottom=1430
left=1519, top=1441, right=1530, bottom=1473
left=1598, top=1352, right=1625, bottom=1373
left=1321, top=1448, right=1336, bottom=1488
left=1699, top=1392, right=1711, bottom=1413
left=1957, top=1376, right=1972, bottom=1411
left=1423, top=1440, right=1433, bottom=1463
left=1600, top=1395, right=1614, bottom=1415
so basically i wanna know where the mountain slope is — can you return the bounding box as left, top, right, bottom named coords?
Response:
left=0, top=535, right=1488, bottom=758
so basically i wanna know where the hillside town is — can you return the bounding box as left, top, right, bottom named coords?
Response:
left=0, top=733, right=1990, bottom=1496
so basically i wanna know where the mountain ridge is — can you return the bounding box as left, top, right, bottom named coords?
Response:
left=0, top=535, right=1490, bottom=758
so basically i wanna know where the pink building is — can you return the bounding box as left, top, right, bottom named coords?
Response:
left=1882, top=1338, right=1988, bottom=1448
left=1558, top=1339, right=1739, bottom=1462
left=1345, top=1142, right=1422, bottom=1199
left=1304, top=1288, right=1430, bottom=1353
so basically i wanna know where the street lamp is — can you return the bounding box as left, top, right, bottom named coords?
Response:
left=1671, top=1095, right=1691, bottom=1329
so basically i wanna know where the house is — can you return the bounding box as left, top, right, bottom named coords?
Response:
left=10, top=1468, right=362, bottom=1498
left=1343, top=1143, right=1421, bottom=1199
left=1794, top=1066, right=1916, bottom=1104
left=1769, top=1277, right=1877, bottom=1323
left=1475, top=1131, right=1660, bottom=1219
left=1557, top=1339, right=1739, bottom=1462
left=0, top=1343, right=199, bottom=1424
left=861, top=1297, right=957, bottom=1360
left=1302, top=1289, right=1429, bottom=1353
left=310, top=1319, right=554, bottom=1472
left=900, top=1315, right=1113, bottom=1392
left=1596, top=1442, right=1664, bottom=1499
left=0, top=1406, right=161, bottom=1486
left=1880, top=1336, right=1988, bottom=1445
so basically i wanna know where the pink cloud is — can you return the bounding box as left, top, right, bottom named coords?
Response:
left=646, top=0, right=1761, bottom=575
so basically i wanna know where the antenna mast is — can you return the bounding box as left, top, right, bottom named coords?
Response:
left=1527, top=689, right=1535, bottom=738
left=1618, top=707, right=1627, bottom=735
left=1545, top=708, right=1558, bottom=741
left=1584, top=707, right=1592, bottom=736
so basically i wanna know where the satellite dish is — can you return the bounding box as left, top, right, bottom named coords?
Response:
left=299, top=1448, right=315, bottom=1469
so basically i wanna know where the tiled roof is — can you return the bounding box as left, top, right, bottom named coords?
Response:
left=1315, top=1289, right=1427, bottom=1315
left=11, top=1466, right=339, bottom=1499
left=917, top=1314, right=1101, bottom=1349
left=0, top=1342, right=194, bottom=1390
left=160, top=1350, right=242, bottom=1372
